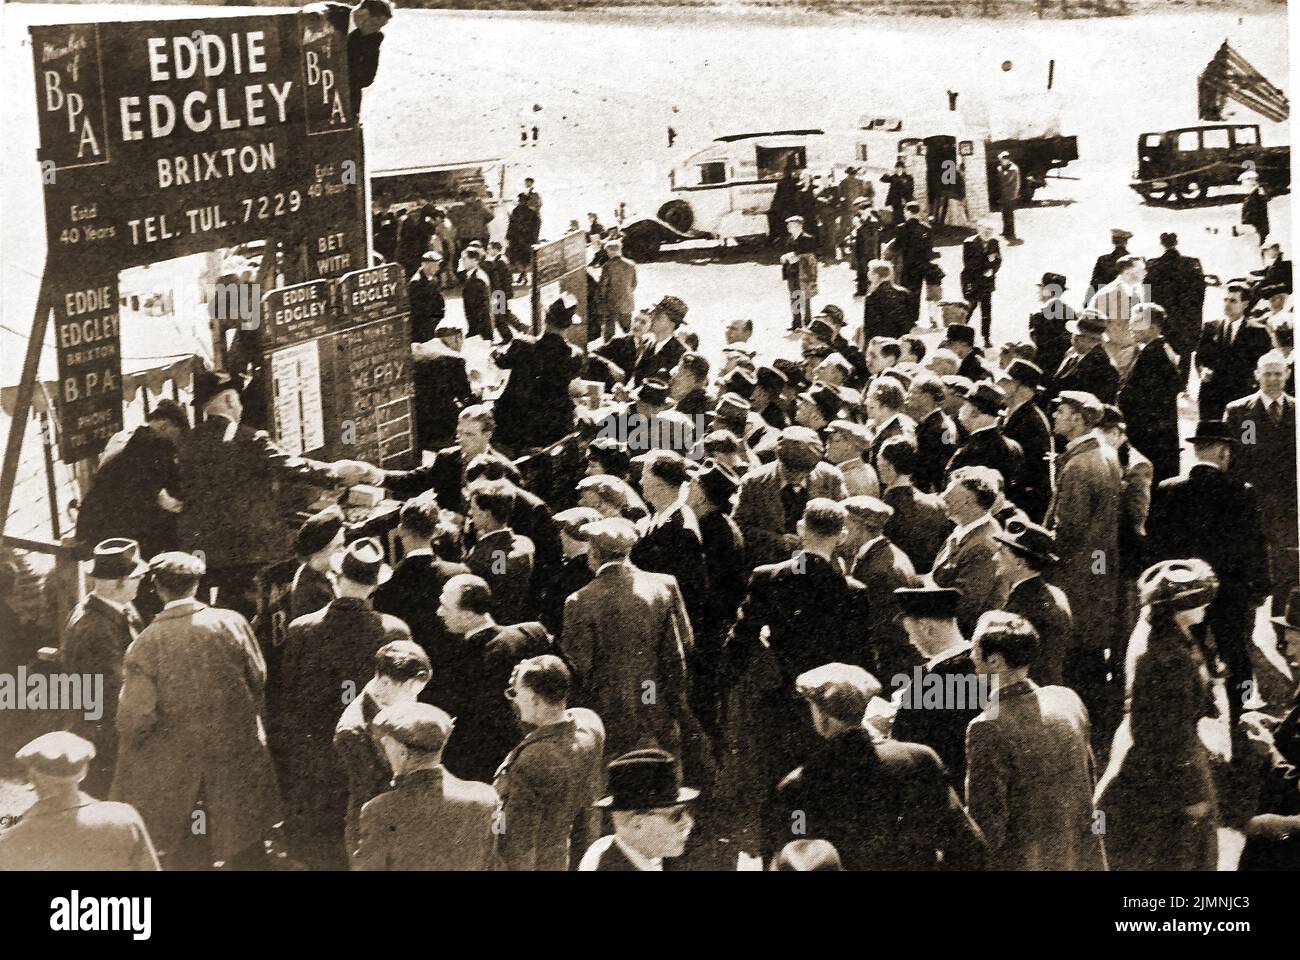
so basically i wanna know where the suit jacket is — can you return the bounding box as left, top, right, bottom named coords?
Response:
left=1089, top=246, right=1129, bottom=293
left=595, top=333, right=643, bottom=385
left=1147, top=463, right=1271, bottom=609
left=561, top=562, right=693, bottom=760
left=944, top=426, right=1024, bottom=490
left=539, top=552, right=594, bottom=641
left=851, top=537, right=921, bottom=682
left=1004, top=575, right=1072, bottom=687
left=883, top=483, right=954, bottom=573
left=443, top=620, right=553, bottom=784
left=407, top=272, right=446, bottom=344
left=598, top=256, right=638, bottom=317
left=913, top=408, right=957, bottom=494
left=930, top=515, right=1009, bottom=636
left=1145, top=249, right=1205, bottom=358
left=413, top=343, right=474, bottom=452
left=1224, top=393, right=1298, bottom=558
left=958, top=349, right=992, bottom=382
left=893, top=219, right=933, bottom=280
left=0, top=794, right=160, bottom=871
left=61, top=594, right=140, bottom=790
left=771, top=728, right=986, bottom=871
left=1048, top=344, right=1119, bottom=405
left=732, top=459, right=848, bottom=568
left=353, top=766, right=499, bottom=870
left=1001, top=400, right=1054, bottom=522
left=459, top=269, right=493, bottom=340
left=465, top=528, right=536, bottom=624
left=632, top=334, right=686, bottom=386
left=1029, top=300, right=1075, bottom=383
left=333, top=688, right=390, bottom=858
left=75, top=424, right=180, bottom=560
left=965, top=679, right=1106, bottom=870
left=961, top=235, right=1002, bottom=294
left=112, top=599, right=281, bottom=863
left=1045, top=434, right=1122, bottom=652
left=1196, top=317, right=1275, bottom=419
left=1242, top=185, right=1270, bottom=234
left=863, top=282, right=914, bottom=341
left=1118, top=336, right=1183, bottom=481
left=493, top=330, right=583, bottom=450
left=631, top=503, right=710, bottom=633
left=891, top=646, right=983, bottom=784
left=492, top=708, right=606, bottom=870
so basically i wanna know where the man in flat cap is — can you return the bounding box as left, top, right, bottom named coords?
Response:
left=537, top=506, right=602, bottom=640
left=333, top=640, right=431, bottom=858
left=1144, top=232, right=1205, bottom=388
left=58, top=538, right=148, bottom=798
left=579, top=748, right=697, bottom=871
left=996, top=360, right=1054, bottom=522
left=944, top=382, right=1024, bottom=489
left=1046, top=311, right=1119, bottom=405
left=490, top=293, right=585, bottom=452
left=1088, top=227, right=1134, bottom=294
left=1147, top=421, right=1270, bottom=722
left=561, top=517, right=696, bottom=764
left=780, top=216, right=820, bottom=331
left=1196, top=280, right=1275, bottom=420
left=408, top=250, right=447, bottom=344
left=1045, top=392, right=1122, bottom=730
left=353, top=702, right=500, bottom=870
left=271, top=538, right=410, bottom=869
left=844, top=496, right=920, bottom=682
left=769, top=663, right=985, bottom=871
left=965, top=611, right=1106, bottom=871
left=732, top=426, right=847, bottom=568
left=632, top=297, right=689, bottom=385
left=0, top=732, right=159, bottom=871
left=1119, top=304, right=1183, bottom=482
left=113, top=551, right=280, bottom=869
left=287, top=505, right=344, bottom=625
left=995, top=521, right=1072, bottom=686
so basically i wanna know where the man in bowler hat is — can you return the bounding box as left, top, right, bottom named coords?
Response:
left=579, top=748, right=698, bottom=870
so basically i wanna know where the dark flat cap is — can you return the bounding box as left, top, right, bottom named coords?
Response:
left=294, top=504, right=345, bottom=559
left=893, top=586, right=961, bottom=620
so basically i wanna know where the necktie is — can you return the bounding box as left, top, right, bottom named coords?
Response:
left=1270, top=400, right=1283, bottom=425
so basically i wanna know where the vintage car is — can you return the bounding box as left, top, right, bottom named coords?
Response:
left=1130, top=123, right=1290, bottom=204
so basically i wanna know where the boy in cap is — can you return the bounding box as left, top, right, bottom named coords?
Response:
left=771, top=662, right=985, bottom=871
left=353, top=702, right=501, bottom=870
left=579, top=748, right=697, bottom=871
left=0, top=731, right=160, bottom=871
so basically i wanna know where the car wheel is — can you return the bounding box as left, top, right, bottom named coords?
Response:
left=657, top=199, right=694, bottom=234
left=1179, top=179, right=1206, bottom=201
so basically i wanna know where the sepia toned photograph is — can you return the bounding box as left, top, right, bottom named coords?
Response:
left=0, top=0, right=1295, bottom=938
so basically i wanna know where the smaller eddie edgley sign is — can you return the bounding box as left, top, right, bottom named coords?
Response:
left=51, top=277, right=124, bottom=461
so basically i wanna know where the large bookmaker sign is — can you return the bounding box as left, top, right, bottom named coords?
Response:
left=27, top=11, right=368, bottom=462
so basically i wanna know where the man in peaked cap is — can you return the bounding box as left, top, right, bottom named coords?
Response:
left=770, top=662, right=985, bottom=871
left=353, top=702, right=501, bottom=870
left=59, top=538, right=148, bottom=798
left=0, top=731, right=160, bottom=871
left=996, top=359, right=1054, bottom=523
left=1089, top=227, right=1134, bottom=293
left=1047, top=310, right=1119, bottom=405
left=579, top=748, right=698, bottom=870
left=994, top=521, right=1072, bottom=686
left=781, top=214, right=821, bottom=331
left=1146, top=420, right=1271, bottom=722
left=944, top=381, right=1023, bottom=489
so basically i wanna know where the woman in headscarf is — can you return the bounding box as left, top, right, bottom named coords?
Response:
left=1095, top=558, right=1222, bottom=870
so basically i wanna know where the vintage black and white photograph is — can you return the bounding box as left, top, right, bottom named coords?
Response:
left=0, top=0, right=1296, bottom=935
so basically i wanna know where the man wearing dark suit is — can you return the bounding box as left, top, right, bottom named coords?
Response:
left=770, top=663, right=986, bottom=870
left=457, top=248, right=494, bottom=341
left=890, top=587, right=983, bottom=783
left=1223, top=354, right=1298, bottom=617
left=491, top=295, right=584, bottom=452
left=1146, top=422, right=1271, bottom=722
left=845, top=497, right=921, bottom=682
left=596, top=309, right=650, bottom=384
left=463, top=455, right=562, bottom=601
left=725, top=500, right=869, bottom=785
left=632, top=297, right=689, bottom=384
left=997, top=360, right=1054, bottom=522
left=1119, top=304, right=1183, bottom=481
left=538, top=507, right=600, bottom=642
left=993, top=523, right=1072, bottom=687
left=381, top=404, right=506, bottom=515
left=411, top=317, right=475, bottom=453
left=1088, top=228, right=1132, bottom=295
left=579, top=748, right=698, bottom=871
left=894, top=202, right=933, bottom=326
left=862, top=260, right=915, bottom=342
left=633, top=450, right=711, bottom=640
left=59, top=539, right=147, bottom=797
left=463, top=479, right=537, bottom=625
left=930, top=468, right=1009, bottom=636
left=1028, top=272, right=1076, bottom=382
left=1196, top=282, right=1275, bottom=420
left=435, top=574, right=552, bottom=784
left=1241, top=173, right=1271, bottom=245
left=1047, top=311, right=1119, bottom=405
left=353, top=702, right=500, bottom=871
left=561, top=519, right=695, bottom=763
left=1144, top=233, right=1205, bottom=386
left=878, top=436, right=954, bottom=573
left=371, top=499, right=470, bottom=710
left=961, top=223, right=1002, bottom=346
left=407, top=254, right=446, bottom=344
left=903, top=375, right=957, bottom=494
left=880, top=159, right=914, bottom=226
left=966, top=612, right=1106, bottom=870
left=944, top=382, right=1024, bottom=490
left=272, top=539, right=410, bottom=870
